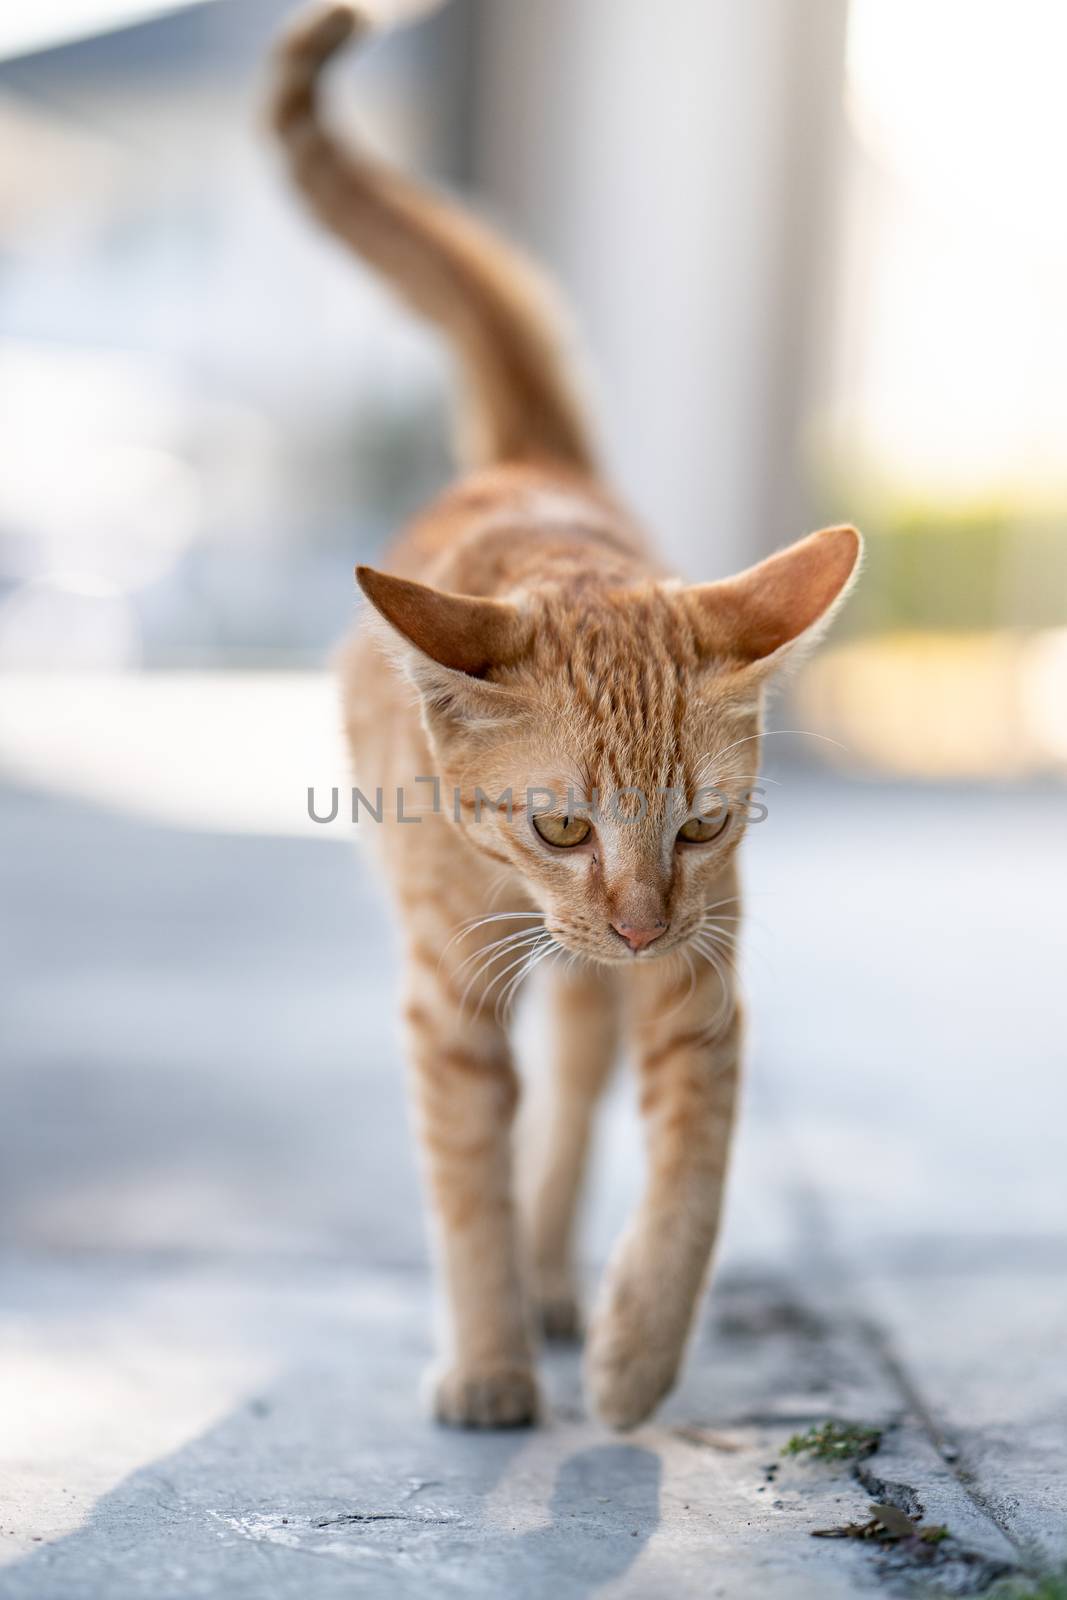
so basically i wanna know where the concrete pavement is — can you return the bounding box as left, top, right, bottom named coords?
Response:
left=2, top=772, right=1065, bottom=1596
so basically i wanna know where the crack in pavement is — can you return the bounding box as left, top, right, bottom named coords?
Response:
left=854, top=1313, right=1044, bottom=1580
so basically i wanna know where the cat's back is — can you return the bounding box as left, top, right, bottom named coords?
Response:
left=383, top=462, right=650, bottom=596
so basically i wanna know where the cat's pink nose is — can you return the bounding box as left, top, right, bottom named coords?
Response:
left=612, top=920, right=668, bottom=953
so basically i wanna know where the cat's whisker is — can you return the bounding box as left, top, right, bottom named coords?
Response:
left=487, top=870, right=520, bottom=910
left=689, top=939, right=739, bottom=1036
left=660, top=947, right=697, bottom=1023
left=692, top=926, right=742, bottom=979
left=695, top=949, right=741, bottom=993
left=693, top=919, right=742, bottom=947
left=698, top=898, right=757, bottom=937
left=689, top=750, right=781, bottom=787
left=451, top=910, right=544, bottom=937
left=458, top=931, right=548, bottom=1015
left=463, top=909, right=543, bottom=927
left=452, top=922, right=544, bottom=960
left=493, top=935, right=558, bottom=1023
left=459, top=929, right=546, bottom=988
left=469, top=931, right=551, bottom=1012
left=696, top=913, right=776, bottom=982
left=449, top=934, right=544, bottom=999
left=494, top=949, right=548, bottom=1023
left=702, top=902, right=777, bottom=943
left=559, top=946, right=588, bottom=983
left=693, top=930, right=741, bottom=970
left=438, top=910, right=543, bottom=964
left=513, top=937, right=561, bottom=1004
left=703, top=727, right=850, bottom=766
left=450, top=924, right=545, bottom=980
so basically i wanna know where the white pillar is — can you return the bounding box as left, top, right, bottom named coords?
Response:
left=471, top=0, right=849, bottom=578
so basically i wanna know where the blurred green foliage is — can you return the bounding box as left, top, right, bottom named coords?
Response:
left=815, top=479, right=1067, bottom=638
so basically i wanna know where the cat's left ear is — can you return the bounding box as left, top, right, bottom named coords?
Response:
left=683, top=525, right=862, bottom=677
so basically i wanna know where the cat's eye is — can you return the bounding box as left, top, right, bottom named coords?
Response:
left=677, top=812, right=730, bottom=846
left=532, top=814, right=592, bottom=849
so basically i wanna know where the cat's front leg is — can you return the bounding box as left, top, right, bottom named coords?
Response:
left=405, top=947, right=539, bottom=1428
left=527, top=964, right=620, bottom=1339
left=585, top=955, right=741, bottom=1429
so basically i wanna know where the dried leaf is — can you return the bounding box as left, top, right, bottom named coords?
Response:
left=812, top=1507, right=954, bottom=1549
left=869, top=1502, right=919, bottom=1539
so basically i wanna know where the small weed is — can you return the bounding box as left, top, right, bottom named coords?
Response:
left=782, top=1421, right=882, bottom=1463
left=987, top=1576, right=1067, bottom=1600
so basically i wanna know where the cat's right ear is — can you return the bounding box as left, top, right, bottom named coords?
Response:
left=355, top=566, right=530, bottom=722
left=356, top=567, right=529, bottom=677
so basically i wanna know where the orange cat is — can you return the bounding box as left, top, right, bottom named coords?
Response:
left=271, top=4, right=861, bottom=1429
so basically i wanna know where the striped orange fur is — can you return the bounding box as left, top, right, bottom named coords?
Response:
left=271, top=3, right=861, bottom=1429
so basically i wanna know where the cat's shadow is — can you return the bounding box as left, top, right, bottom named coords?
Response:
left=510, top=1443, right=662, bottom=1596
left=1, top=1365, right=662, bottom=1600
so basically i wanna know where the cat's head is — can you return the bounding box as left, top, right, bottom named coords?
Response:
left=357, top=526, right=860, bottom=964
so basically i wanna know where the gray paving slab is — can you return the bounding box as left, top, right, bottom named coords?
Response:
left=1, top=773, right=1065, bottom=1596
left=860, top=1257, right=1067, bottom=1572
left=0, top=1256, right=916, bottom=1600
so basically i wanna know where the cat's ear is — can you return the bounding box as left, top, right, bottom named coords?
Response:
left=355, top=567, right=530, bottom=723
left=684, top=525, right=861, bottom=675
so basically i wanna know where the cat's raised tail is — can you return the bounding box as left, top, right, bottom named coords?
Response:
left=269, top=3, right=595, bottom=473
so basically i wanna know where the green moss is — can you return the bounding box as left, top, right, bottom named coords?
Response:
left=781, top=1421, right=882, bottom=1463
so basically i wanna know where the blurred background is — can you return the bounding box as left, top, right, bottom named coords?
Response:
left=2, top=0, right=1066, bottom=814
left=1, top=1, right=1066, bottom=1569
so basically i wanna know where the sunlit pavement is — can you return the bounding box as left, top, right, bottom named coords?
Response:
left=2, top=770, right=1065, bottom=1598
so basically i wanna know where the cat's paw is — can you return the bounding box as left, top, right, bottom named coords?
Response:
left=584, top=1299, right=680, bottom=1430
left=536, top=1289, right=583, bottom=1343
left=431, top=1362, right=541, bottom=1429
